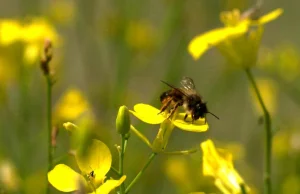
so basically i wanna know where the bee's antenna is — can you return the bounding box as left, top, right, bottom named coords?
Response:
left=208, top=111, right=219, bottom=120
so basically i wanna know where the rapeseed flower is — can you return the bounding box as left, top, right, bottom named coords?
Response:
left=130, top=103, right=208, bottom=132
left=188, top=7, right=283, bottom=67
left=54, top=88, right=93, bottom=122
left=0, top=18, right=60, bottom=64
left=200, top=139, right=250, bottom=194
left=48, top=139, right=126, bottom=193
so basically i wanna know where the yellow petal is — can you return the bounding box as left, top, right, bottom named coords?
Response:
left=54, top=88, right=91, bottom=121
left=129, top=103, right=165, bottom=124
left=173, top=113, right=208, bottom=132
left=257, top=8, right=283, bottom=24
left=200, top=139, right=250, bottom=194
left=23, top=43, right=40, bottom=65
left=76, top=139, right=112, bottom=184
left=90, top=175, right=126, bottom=194
left=21, top=18, right=60, bottom=44
left=188, top=21, right=248, bottom=60
left=48, top=164, right=85, bottom=192
left=0, top=20, right=22, bottom=45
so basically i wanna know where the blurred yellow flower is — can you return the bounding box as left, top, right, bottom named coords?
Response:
left=0, top=20, right=22, bottom=45
left=54, top=88, right=93, bottom=121
left=164, top=157, right=194, bottom=191
left=201, top=139, right=250, bottom=194
left=273, top=129, right=290, bottom=158
left=23, top=43, right=40, bottom=64
left=49, top=0, right=76, bottom=24
left=249, top=78, right=277, bottom=115
left=281, top=175, right=300, bottom=194
left=258, top=44, right=300, bottom=82
left=0, top=160, right=20, bottom=192
left=0, top=18, right=60, bottom=64
left=130, top=103, right=208, bottom=132
left=188, top=8, right=283, bottom=67
left=125, top=20, right=157, bottom=52
left=48, top=139, right=126, bottom=193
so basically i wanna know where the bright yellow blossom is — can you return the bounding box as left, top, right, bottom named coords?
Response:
left=48, top=139, right=126, bottom=193
left=200, top=139, right=250, bottom=194
left=188, top=8, right=283, bottom=66
left=0, top=20, right=22, bottom=45
left=54, top=88, right=93, bottom=121
left=130, top=103, right=208, bottom=132
left=0, top=18, right=60, bottom=64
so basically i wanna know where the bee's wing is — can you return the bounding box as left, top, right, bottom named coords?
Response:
left=161, top=80, right=188, bottom=96
left=180, top=77, right=197, bottom=94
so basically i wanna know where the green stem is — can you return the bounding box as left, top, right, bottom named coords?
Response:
left=245, top=68, right=272, bottom=194
left=240, top=183, right=247, bottom=194
left=110, top=166, right=121, bottom=177
left=125, top=153, right=157, bottom=194
left=46, top=76, right=54, bottom=194
left=119, top=136, right=127, bottom=194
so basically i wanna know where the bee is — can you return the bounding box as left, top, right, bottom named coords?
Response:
left=159, top=77, right=219, bottom=122
left=85, top=170, right=96, bottom=180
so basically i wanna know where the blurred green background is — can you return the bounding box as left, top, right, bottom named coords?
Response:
left=0, top=0, right=300, bottom=193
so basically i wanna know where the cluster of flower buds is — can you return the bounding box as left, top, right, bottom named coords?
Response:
left=40, top=39, right=53, bottom=76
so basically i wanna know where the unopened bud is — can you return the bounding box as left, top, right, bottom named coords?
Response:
left=40, top=39, right=53, bottom=76
left=63, top=122, right=78, bottom=132
left=116, top=106, right=131, bottom=136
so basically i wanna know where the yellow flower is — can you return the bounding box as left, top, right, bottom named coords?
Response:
left=200, top=139, right=250, bottom=194
left=129, top=103, right=208, bottom=132
left=54, top=88, right=93, bottom=121
left=0, top=18, right=60, bottom=64
left=0, top=20, right=22, bottom=45
left=21, top=18, right=59, bottom=44
left=125, top=20, right=157, bottom=52
left=0, top=160, right=20, bottom=192
left=49, top=0, right=76, bottom=24
left=258, top=44, right=300, bottom=82
left=188, top=8, right=283, bottom=66
left=48, top=139, right=126, bottom=193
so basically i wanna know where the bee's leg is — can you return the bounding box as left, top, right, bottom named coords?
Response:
left=184, top=114, right=188, bottom=121
left=167, top=102, right=180, bottom=119
left=159, top=99, right=172, bottom=114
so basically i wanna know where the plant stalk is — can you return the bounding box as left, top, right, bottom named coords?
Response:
left=245, top=68, right=272, bottom=194
left=125, top=153, right=156, bottom=194
left=46, top=76, right=54, bottom=194
left=119, top=136, right=127, bottom=194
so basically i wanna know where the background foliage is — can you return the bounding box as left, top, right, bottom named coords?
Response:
left=0, top=0, right=299, bottom=193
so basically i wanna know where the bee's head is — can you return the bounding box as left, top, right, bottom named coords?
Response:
left=192, top=102, right=208, bottom=120
left=193, top=102, right=219, bottom=121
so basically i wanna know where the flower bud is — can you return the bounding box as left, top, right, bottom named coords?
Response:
left=63, top=122, right=78, bottom=132
left=116, top=105, right=131, bottom=136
